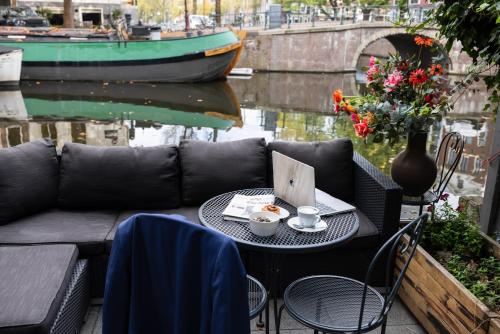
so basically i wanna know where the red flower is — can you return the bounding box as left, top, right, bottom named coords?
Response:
left=439, top=193, right=449, bottom=201
left=427, top=204, right=434, bottom=212
left=424, top=94, right=433, bottom=105
left=334, top=104, right=340, bottom=113
left=409, top=69, right=428, bottom=85
left=332, top=90, right=343, bottom=104
left=353, top=118, right=372, bottom=138
left=398, top=61, right=409, bottom=71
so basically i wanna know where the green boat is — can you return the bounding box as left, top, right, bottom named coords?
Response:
left=0, top=30, right=244, bottom=83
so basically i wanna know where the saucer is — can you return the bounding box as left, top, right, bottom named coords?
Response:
left=258, top=206, right=290, bottom=220
left=287, top=217, right=328, bottom=233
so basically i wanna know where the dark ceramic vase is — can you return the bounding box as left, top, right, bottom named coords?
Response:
left=391, top=131, right=437, bottom=196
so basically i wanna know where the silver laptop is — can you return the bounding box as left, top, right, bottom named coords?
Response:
left=272, top=151, right=355, bottom=216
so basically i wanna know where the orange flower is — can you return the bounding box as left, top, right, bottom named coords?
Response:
left=332, top=89, right=343, bottom=104
left=414, top=36, right=433, bottom=47
left=345, top=104, right=355, bottom=113
left=366, top=112, right=375, bottom=124
left=429, top=64, right=444, bottom=76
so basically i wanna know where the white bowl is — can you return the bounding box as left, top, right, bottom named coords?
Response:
left=248, top=211, right=280, bottom=237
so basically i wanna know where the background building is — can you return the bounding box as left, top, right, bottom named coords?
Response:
left=4, top=0, right=138, bottom=26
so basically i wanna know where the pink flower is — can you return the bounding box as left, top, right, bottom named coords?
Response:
left=351, top=113, right=360, bottom=123
left=366, top=66, right=379, bottom=83
left=383, top=70, right=404, bottom=91
left=369, top=56, right=376, bottom=67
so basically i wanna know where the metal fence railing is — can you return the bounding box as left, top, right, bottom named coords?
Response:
left=204, top=4, right=437, bottom=31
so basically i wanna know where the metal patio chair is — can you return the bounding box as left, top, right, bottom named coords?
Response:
left=247, top=275, right=267, bottom=320
left=276, top=213, right=428, bottom=334
left=403, top=132, right=464, bottom=215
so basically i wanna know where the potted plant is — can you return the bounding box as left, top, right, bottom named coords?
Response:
left=332, top=36, right=452, bottom=196
left=396, top=197, right=500, bottom=334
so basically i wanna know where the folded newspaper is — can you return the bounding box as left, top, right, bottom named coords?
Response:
left=222, top=194, right=275, bottom=222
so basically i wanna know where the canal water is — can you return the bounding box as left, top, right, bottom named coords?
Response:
left=0, top=72, right=492, bottom=197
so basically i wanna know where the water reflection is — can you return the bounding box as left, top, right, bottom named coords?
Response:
left=0, top=72, right=493, bottom=197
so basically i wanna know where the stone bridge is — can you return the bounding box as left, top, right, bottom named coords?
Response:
left=238, top=22, right=472, bottom=74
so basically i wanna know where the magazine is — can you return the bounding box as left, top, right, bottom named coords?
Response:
left=222, top=194, right=275, bottom=222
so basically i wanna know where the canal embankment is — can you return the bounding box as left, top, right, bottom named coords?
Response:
left=238, top=23, right=473, bottom=75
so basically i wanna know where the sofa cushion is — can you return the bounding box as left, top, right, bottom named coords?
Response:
left=0, top=244, right=78, bottom=334
left=0, top=140, right=59, bottom=225
left=0, top=209, right=118, bottom=256
left=58, top=143, right=181, bottom=210
left=179, top=138, right=267, bottom=205
left=268, top=139, right=355, bottom=202
left=105, top=207, right=200, bottom=252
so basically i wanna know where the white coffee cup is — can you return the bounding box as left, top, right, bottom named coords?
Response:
left=297, top=206, right=321, bottom=228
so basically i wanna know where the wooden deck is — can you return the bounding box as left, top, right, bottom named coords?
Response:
left=81, top=297, right=426, bottom=334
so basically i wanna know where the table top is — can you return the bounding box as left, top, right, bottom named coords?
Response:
left=198, top=188, right=360, bottom=254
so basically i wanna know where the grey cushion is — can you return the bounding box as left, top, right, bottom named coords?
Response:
left=268, top=139, right=355, bottom=202
left=0, top=209, right=118, bottom=256
left=58, top=143, right=181, bottom=210
left=344, top=210, right=380, bottom=248
left=105, top=207, right=200, bottom=252
left=179, top=138, right=267, bottom=205
left=0, top=140, right=59, bottom=225
left=0, top=244, right=78, bottom=334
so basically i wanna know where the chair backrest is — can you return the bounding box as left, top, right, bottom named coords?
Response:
left=103, top=213, right=250, bottom=334
left=432, top=132, right=464, bottom=199
left=358, top=213, right=428, bottom=332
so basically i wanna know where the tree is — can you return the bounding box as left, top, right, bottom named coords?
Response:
left=63, top=0, right=74, bottom=28
left=431, top=0, right=500, bottom=112
left=215, top=0, right=221, bottom=25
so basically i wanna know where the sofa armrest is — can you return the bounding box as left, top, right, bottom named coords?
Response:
left=353, top=152, right=402, bottom=242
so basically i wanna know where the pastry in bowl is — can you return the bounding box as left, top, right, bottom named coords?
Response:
left=262, top=204, right=280, bottom=215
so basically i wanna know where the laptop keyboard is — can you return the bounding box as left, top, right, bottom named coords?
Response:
left=316, top=201, right=336, bottom=216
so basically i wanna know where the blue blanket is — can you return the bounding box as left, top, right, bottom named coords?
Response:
left=103, top=213, right=250, bottom=334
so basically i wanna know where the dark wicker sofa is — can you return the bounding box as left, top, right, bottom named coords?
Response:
left=0, top=138, right=402, bottom=333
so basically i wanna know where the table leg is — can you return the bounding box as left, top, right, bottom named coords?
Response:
left=263, top=253, right=284, bottom=331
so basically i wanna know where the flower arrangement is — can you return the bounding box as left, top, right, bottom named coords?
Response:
left=333, top=36, right=452, bottom=143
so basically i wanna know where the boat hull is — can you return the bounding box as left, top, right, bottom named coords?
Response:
left=0, top=48, right=22, bottom=85
left=0, top=30, right=242, bottom=83
left=21, top=49, right=237, bottom=82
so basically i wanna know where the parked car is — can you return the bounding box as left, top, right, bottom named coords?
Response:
left=0, top=7, right=50, bottom=27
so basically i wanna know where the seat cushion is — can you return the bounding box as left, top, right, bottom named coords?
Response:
left=0, top=140, right=59, bottom=225
left=0, top=209, right=118, bottom=256
left=105, top=207, right=200, bottom=252
left=58, top=143, right=181, bottom=210
left=0, top=244, right=78, bottom=334
left=346, top=210, right=380, bottom=248
left=179, top=138, right=267, bottom=205
left=267, top=139, right=354, bottom=202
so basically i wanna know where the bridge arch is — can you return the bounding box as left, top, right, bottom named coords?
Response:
left=350, top=28, right=451, bottom=71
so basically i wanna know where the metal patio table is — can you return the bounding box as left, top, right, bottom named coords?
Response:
left=198, top=188, right=360, bottom=333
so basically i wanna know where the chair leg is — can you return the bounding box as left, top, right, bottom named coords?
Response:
left=380, top=316, right=388, bottom=334
left=276, top=304, right=285, bottom=334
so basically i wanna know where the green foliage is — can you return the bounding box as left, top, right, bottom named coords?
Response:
left=431, top=0, right=500, bottom=113
left=445, top=255, right=500, bottom=311
left=36, top=7, right=53, bottom=20
left=358, top=0, right=389, bottom=6
left=112, top=9, right=123, bottom=21
left=422, top=201, right=500, bottom=311
left=422, top=201, right=483, bottom=256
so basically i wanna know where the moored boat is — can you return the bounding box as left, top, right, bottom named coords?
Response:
left=0, top=46, right=22, bottom=85
left=0, top=30, right=244, bottom=83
